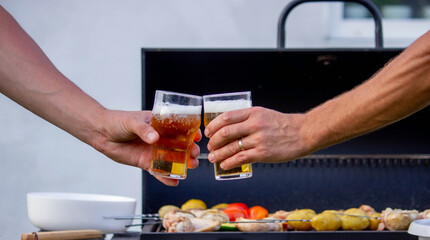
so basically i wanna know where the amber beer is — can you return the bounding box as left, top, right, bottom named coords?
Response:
left=203, top=92, right=253, bottom=180
left=149, top=91, right=202, bottom=179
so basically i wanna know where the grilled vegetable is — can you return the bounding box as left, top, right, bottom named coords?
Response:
left=158, top=205, right=180, bottom=218
left=311, top=212, right=342, bottom=231
left=287, top=209, right=316, bottom=231
left=340, top=208, right=369, bottom=230
left=181, top=199, right=207, bottom=210
left=368, top=212, right=381, bottom=230
left=227, top=203, right=248, bottom=211
left=211, top=203, right=229, bottom=210
left=219, top=223, right=239, bottom=231
left=222, top=208, right=247, bottom=221
left=249, top=206, right=269, bottom=220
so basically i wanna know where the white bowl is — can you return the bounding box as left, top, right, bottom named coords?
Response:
left=27, top=192, right=136, bottom=233
left=408, top=219, right=430, bottom=240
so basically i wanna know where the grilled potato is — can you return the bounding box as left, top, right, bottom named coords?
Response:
left=311, top=212, right=342, bottom=231
left=181, top=199, right=207, bottom=210
left=286, top=209, right=316, bottom=231
left=322, top=210, right=340, bottom=214
left=158, top=205, right=180, bottom=218
left=340, top=208, right=370, bottom=230
left=368, top=212, right=381, bottom=230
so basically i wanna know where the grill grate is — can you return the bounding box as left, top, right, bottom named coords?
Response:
left=139, top=228, right=416, bottom=240
left=143, top=154, right=430, bottom=214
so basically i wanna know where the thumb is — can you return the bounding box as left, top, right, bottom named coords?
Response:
left=137, top=123, right=159, bottom=144
left=126, top=112, right=159, bottom=144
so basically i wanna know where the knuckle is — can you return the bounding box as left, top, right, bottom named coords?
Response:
left=259, top=148, right=270, bottom=159
left=139, top=124, right=151, bottom=134
left=250, top=106, right=264, bottom=115
left=227, top=142, right=238, bottom=154
left=235, top=152, right=248, bottom=164
left=256, top=145, right=271, bottom=159
left=220, top=126, right=230, bottom=137
left=223, top=111, right=232, bottom=121
left=253, top=132, right=266, bottom=143
left=248, top=121, right=264, bottom=134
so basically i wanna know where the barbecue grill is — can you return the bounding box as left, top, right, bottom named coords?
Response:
left=113, top=1, right=430, bottom=239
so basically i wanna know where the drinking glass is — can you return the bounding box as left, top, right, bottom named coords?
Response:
left=203, top=91, right=253, bottom=180
left=149, top=90, right=202, bottom=179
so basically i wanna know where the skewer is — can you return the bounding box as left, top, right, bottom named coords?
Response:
left=126, top=223, right=161, bottom=227
left=124, top=219, right=309, bottom=228
left=231, top=219, right=310, bottom=223
left=104, top=214, right=160, bottom=220
left=116, top=212, right=380, bottom=225
left=336, top=213, right=381, bottom=219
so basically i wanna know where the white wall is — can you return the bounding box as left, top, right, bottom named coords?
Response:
left=0, top=1, right=411, bottom=239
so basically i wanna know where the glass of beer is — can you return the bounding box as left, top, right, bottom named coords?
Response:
left=149, top=90, right=202, bottom=179
left=203, top=91, right=253, bottom=180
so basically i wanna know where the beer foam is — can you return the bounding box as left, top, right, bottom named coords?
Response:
left=204, top=99, right=251, bottom=113
left=152, top=103, right=202, bottom=115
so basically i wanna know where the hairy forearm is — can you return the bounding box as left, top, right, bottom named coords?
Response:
left=303, top=30, right=430, bottom=152
left=0, top=6, right=105, bottom=144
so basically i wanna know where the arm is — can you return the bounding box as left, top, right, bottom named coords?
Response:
left=205, top=30, right=430, bottom=169
left=304, top=30, right=430, bottom=153
left=0, top=6, right=200, bottom=186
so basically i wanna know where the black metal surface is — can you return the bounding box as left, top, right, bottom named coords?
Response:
left=112, top=230, right=417, bottom=240
left=141, top=48, right=430, bottom=155
left=140, top=37, right=428, bottom=240
left=277, top=0, right=383, bottom=48
left=139, top=231, right=416, bottom=240
left=112, top=232, right=140, bottom=240
left=142, top=155, right=430, bottom=214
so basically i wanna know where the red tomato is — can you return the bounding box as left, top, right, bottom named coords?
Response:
left=243, top=208, right=251, bottom=219
left=227, top=203, right=248, bottom=211
left=222, top=208, right=246, bottom=221
left=249, top=206, right=269, bottom=220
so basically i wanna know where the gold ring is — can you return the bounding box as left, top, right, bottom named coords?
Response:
left=238, top=138, right=246, bottom=151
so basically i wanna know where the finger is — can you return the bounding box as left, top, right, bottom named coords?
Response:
left=204, top=108, right=252, bottom=138
left=219, top=148, right=259, bottom=170
left=188, top=143, right=200, bottom=169
left=208, top=137, right=252, bottom=163
left=190, top=142, right=200, bottom=159
left=208, top=120, right=251, bottom=152
left=153, top=175, right=179, bottom=187
left=139, top=124, right=159, bottom=144
left=127, top=113, right=159, bottom=144
left=194, top=129, right=202, bottom=142
left=188, top=157, right=199, bottom=169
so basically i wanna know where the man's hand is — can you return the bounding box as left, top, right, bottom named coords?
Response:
left=204, top=107, right=311, bottom=170
left=91, top=109, right=201, bottom=186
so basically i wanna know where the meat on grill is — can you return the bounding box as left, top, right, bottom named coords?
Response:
left=162, top=209, right=224, bottom=232
left=235, top=217, right=283, bottom=232
left=377, top=208, right=420, bottom=231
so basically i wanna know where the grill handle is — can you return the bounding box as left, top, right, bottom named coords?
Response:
left=277, top=0, right=383, bottom=49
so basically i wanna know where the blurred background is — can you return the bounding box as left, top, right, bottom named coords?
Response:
left=0, top=0, right=429, bottom=239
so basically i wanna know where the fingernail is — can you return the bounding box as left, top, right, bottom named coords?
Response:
left=207, top=144, right=212, bottom=152
left=208, top=153, right=214, bottom=162
left=220, top=162, right=225, bottom=169
left=147, top=132, right=157, bottom=142
left=204, top=128, right=210, bottom=137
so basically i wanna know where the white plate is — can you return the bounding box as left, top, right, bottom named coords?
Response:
left=408, top=219, right=430, bottom=240
left=27, top=192, right=136, bottom=233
